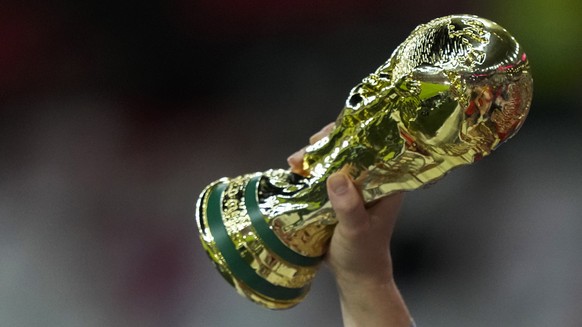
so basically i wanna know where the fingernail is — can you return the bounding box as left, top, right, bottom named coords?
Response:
left=287, top=149, right=302, bottom=165
left=328, top=173, right=348, bottom=195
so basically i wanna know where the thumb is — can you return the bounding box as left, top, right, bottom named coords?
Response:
left=327, top=172, right=370, bottom=237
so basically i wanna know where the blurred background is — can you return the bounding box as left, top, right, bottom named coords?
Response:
left=1, top=0, right=581, bottom=326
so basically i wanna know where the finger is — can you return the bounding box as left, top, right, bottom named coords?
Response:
left=287, top=147, right=306, bottom=172
left=327, top=172, right=370, bottom=238
left=288, top=122, right=335, bottom=173
left=309, top=122, right=335, bottom=144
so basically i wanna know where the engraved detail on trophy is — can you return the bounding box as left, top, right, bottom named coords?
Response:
left=196, top=15, right=533, bottom=309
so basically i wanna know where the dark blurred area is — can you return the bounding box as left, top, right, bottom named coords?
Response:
left=1, top=1, right=581, bottom=326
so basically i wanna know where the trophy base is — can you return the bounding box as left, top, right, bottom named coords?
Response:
left=195, top=173, right=322, bottom=309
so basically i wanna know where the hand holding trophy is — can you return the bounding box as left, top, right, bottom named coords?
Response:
left=196, top=14, right=532, bottom=309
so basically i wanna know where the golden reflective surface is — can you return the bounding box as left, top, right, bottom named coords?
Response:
left=196, top=15, right=533, bottom=309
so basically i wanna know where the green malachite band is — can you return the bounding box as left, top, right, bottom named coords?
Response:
left=207, top=182, right=307, bottom=301
left=245, top=176, right=323, bottom=267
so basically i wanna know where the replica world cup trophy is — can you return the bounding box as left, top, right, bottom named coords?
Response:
left=195, top=15, right=533, bottom=309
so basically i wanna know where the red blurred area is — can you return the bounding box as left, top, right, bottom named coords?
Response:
left=0, top=4, right=59, bottom=93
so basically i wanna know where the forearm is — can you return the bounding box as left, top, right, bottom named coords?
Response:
left=337, top=277, right=412, bottom=327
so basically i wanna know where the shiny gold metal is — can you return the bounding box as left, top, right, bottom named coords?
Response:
left=195, top=15, right=533, bottom=309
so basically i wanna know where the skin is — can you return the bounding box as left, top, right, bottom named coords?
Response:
left=288, top=123, right=412, bottom=327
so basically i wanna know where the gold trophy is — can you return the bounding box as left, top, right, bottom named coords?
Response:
left=196, top=14, right=533, bottom=309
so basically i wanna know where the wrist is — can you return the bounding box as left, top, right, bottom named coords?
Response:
left=333, top=263, right=394, bottom=291
left=337, top=277, right=411, bottom=327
